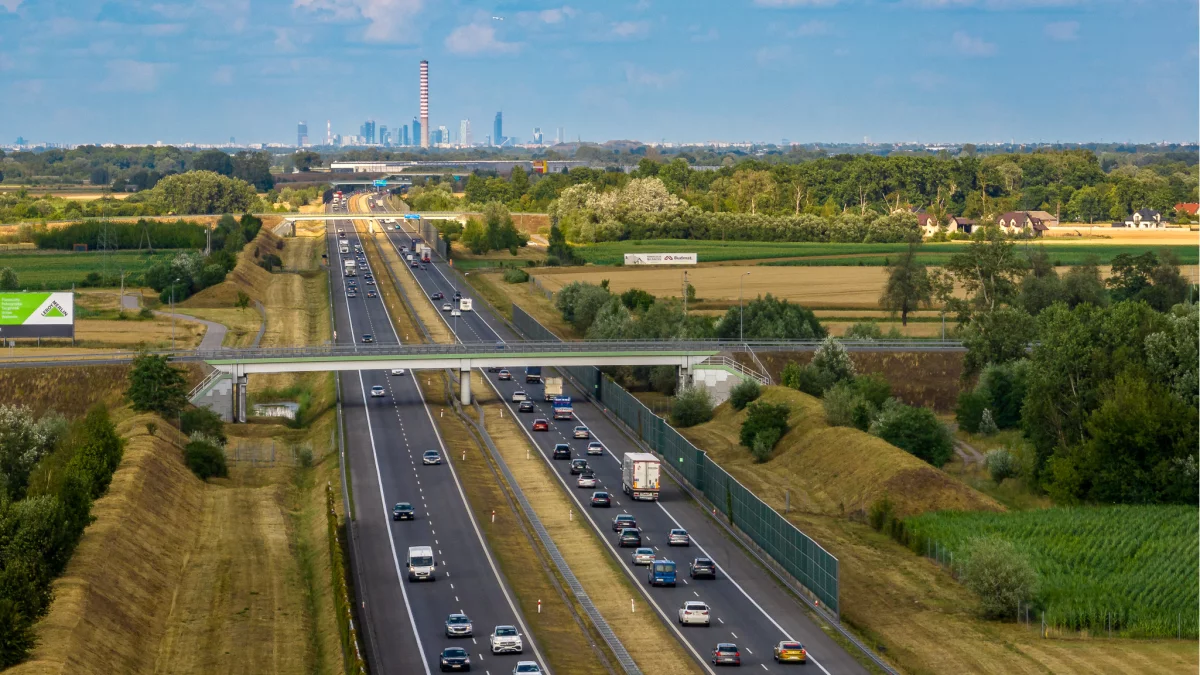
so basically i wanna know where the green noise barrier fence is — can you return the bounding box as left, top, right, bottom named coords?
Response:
left=511, top=304, right=840, bottom=616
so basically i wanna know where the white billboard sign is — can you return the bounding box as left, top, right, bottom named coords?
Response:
left=623, top=253, right=697, bottom=266
left=0, top=292, right=75, bottom=338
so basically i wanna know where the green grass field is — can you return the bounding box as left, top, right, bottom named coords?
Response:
left=0, top=250, right=177, bottom=289
left=575, top=240, right=1199, bottom=266
left=902, top=505, right=1199, bottom=638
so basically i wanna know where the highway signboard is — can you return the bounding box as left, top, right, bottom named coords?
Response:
left=372, top=179, right=388, bottom=187
left=403, top=214, right=421, bottom=220
left=0, top=292, right=75, bottom=338
left=623, top=253, right=697, bottom=265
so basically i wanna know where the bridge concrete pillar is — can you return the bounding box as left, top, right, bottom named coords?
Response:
left=460, top=368, right=471, bottom=406
left=236, top=375, right=248, bottom=423
left=678, top=364, right=693, bottom=392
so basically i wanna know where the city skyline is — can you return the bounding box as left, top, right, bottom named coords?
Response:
left=0, top=1, right=1197, bottom=145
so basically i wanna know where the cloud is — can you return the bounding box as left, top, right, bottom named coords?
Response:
left=97, top=59, right=168, bottom=93
left=0, top=0, right=22, bottom=12
left=909, top=0, right=1082, bottom=7
left=275, top=27, right=297, bottom=51
left=910, top=70, right=947, bottom=92
left=211, top=64, right=234, bottom=85
left=444, top=23, right=522, bottom=55
left=755, top=45, right=791, bottom=66
left=689, top=26, right=719, bottom=42
left=788, top=20, right=831, bottom=36
left=623, top=63, right=682, bottom=89
left=292, top=0, right=424, bottom=42
left=753, top=0, right=841, bottom=7
left=608, top=20, right=650, bottom=38
left=1044, top=20, right=1079, bottom=41
left=517, top=6, right=578, bottom=25
left=951, top=30, right=996, bottom=56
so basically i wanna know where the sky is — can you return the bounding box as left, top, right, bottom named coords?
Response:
left=0, top=0, right=1197, bottom=146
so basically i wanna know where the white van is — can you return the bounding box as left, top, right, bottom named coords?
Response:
left=407, top=545, right=436, bottom=581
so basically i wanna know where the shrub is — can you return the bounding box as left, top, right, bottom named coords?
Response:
left=811, top=336, right=855, bottom=385
left=739, top=400, right=790, bottom=449
left=728, top=378, right=762, bottom=411
left=145, top=421, right=158, bottom=437
left=750, top=428, right=781, bottom=463
left=852, top=373, right=892, bottom=409
left=868, top=495, right=905, bottom=539
left=670, top=387, right=714, bottom=428
left=502, top=268, right=529, bottom=283
left=138, top=307, right=154, bottom=319
left=843, top=321, right=883, bottom=340
left=179, top=407, right=227, bottom=446
left=649, top=365, right=678, bottom=396
left=978, top=408, right=998, bottom=436
left=297, top=446, right=313, bottom=468
left=780, top=362, right=803, bottom=389
left=185, top=436, right=228, bottom=480
left=955, top=390, right=988, bottom=434
left=823, top=382, right=864, bottom=428
left=960, top=536, right=1037, bottom=620
left=793, top=364, right=832, bottom=396
left=126, top=354, right=188, bottom=417
left=976, top=360, right=1030, bottom=429
left=986, top=448, right=1017, bottom=483
left=871, top=400, right=954, bottom=466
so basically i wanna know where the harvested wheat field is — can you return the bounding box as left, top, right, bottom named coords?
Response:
left=1044, top=225, right=1199, bottom=245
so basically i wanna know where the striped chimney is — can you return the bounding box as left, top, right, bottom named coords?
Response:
left=419, top=60, right=430, bottom=148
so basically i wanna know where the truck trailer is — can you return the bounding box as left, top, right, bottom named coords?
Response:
left=543, top=377, right=563, bottom=402
left=552, top=396, right=573, bottom=420
left=622, top=452, right=661, bottom=501
left=343, top=259, right=357, bottom=277
left=524, top=366, right=542, bottom=383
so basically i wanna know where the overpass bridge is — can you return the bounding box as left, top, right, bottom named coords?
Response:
left=267, top=211, right=468, bottom=222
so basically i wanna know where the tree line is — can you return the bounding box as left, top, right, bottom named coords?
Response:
left=0, top=147, right=277, bottom=192
left=31, top=219, right=208, bottom=250
left=141, top=214, right=262, bottom=303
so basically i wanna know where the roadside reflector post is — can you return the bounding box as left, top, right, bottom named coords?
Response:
left=537, top=599, right=542, bottom=614
left=631, top=599, right=635, bottom=613
left=569, top=508, right=572, bottom=521
left=462, top=450, right=465, bottom=461
left=440, top=409, right=443, bottom=418
left=491, top=510, right=495, bottom=523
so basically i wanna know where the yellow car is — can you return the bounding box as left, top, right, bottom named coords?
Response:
left=773, top=641, right=807, bottom=664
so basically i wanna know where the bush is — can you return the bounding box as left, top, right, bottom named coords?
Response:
left=794, top=363, right=832, bottom=396
left=739, top=400, right=790, bottom=450
left=852, top=373, right=892, bottom=409
left=670, top=387, right=714, bottom=428
left=986, top=448, right=1017, bottom=483
left=728, top=378, right=762, bottom=411
left=502, top=267, right=530, bottom=283
left=871, top=400, right=954, bottom=466
left=978, top=408, right=999, bottom=436
left=179, top=407, right=227, bottom=445
left=960, top=536, right=1037, bottom=620
left=823, top=382, right=871, bottom=430
left=126, top=354, right=189, bottom=417
left=868, top=495, right=905, bottom=539
left=976, top=360, right=1030, bottom=429
left=185, top=435, right=228, bottom=480
left=811, top=336, right=856, bottom=385
left=955, top=390, right=988, bottom=434
left=843, top=321, right=883, bottom=340
left=750, top=428, right=781, bottom=463
left=780, top=362, right=803, bottom=389
left=649, top=365, right=678, bottom=396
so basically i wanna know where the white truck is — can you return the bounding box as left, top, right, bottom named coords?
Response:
left=459, top=298, right=473, bottom=312
left=343, top=259, right=357, bottom=277
left=622, top=452, right=661, bottom=501
left=406, top=545, right=436, bottom=581
left=543, top=377, right=563, bottom=402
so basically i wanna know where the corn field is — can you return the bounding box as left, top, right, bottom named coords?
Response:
left=903, top=505, right=1199, bottom=639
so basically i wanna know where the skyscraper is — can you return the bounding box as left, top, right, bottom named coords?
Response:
left=380, top=125, right=390, bottom=146
left=297, top=121, right=308, bottom=147
left=412, top=118, right=421, bottom=148
left=555, top=127, right=563, bottom=144
left=326, top=120, right=332, bottom=145
left=401, top=124, right=409, bottom=146
left=360, top=120, right=376, bottom=145
left=532, top=127, right=542, bottom=145
left=437, top=125, right=448, bottom=147
left=493, top=112, right=503, bottom=147
left=419, top=60, right=430, bottom=148
left=459, top=119, right=472, bottom=147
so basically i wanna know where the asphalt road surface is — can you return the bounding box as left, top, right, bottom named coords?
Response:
left=369, top=197, right=870, bottom=675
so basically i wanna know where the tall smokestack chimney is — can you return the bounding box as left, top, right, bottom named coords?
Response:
left=419, top=60, right=430, bottom=149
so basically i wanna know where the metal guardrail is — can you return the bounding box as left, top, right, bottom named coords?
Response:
left=696, top=355, right=770, bottom=385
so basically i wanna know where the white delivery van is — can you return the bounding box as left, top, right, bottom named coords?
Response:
left=407, top=545, right=436, bottom=581
left=459, top=298, right=473, bottom=312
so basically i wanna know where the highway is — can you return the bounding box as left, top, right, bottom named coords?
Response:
left=367, top=196, right=871, bottom=674
left=327, top=197, right=545, bottom=675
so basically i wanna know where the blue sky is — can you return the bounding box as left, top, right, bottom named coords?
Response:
left=0, top=0, right=1196, bottom=145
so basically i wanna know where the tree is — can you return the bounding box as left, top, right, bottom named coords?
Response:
left=944, top=232, right=1027, bottom=319
left=185, top=435, right=228, bottom=479
left=728, top=379, right=762, bottom=411
left=231, top=151, right=274, bottom=191
left=555, top=281, right=612, bottom=333
left=810, top=336, right=856, bottom=386
left=509, top=166, right=529, bottom=197
left=959, top=306, right=1036, bottom=376
left=870, top=399, right=953, bottom=466
left=461, top=217, right=487, bottom=254
left=739, top=400, right=790, bottom=451
left=880, top=239, right=932, bottom=326
left=1145, top=303, right=1199, bottom=407
left=671, top=387, right=714, bottom=428
left=126, top=354, right=188, bottom=417
left=1066, top=185, right=1106, bottom=223
left=731, top=170, right=774, bottom=214
left=68, top=405, right=124, bottom=498
left=843, top=321, right=883, bottom=340
left=235, top=290, right=251, bottom=311
left=619, top=288, right=656, bottom=312
left=145, top=171, right=258, bottom=215
left=0, top=406, right=65, bottom=502
left=1061, top=257, right=1109, bottom=308
left=960, top=537, right=1037, bottom=620
left=822, top=382, right=875, bottom=431
left=975, top=360, right=1030, bottom=429
left=715, top=294, right=824, bottom=340
left=192, top=150, right=234, bottom=176
left=0, top=268, right=18, bottom=291
left=180, top=407, right=227, bottom=445
left=291, top=150, right=322, bottom=172
left=1016, top=247, right=1063, bottom=315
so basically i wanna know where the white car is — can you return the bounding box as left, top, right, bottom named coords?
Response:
left=391, top=368, right=406, bottom=376
left=577, top=473, right=597, bottom=488
left=632, top=547, right=656, bottom=565
left=442, top=303, right=452, bottom=311
left=678, top=601, right=711, bottom=626
left=511, top=391, right=527, bottom=402
left=513, top=662, right=542, bottom=674
left=450, top=309, right=461, bottom=317
left=490, top=625, right=523, bottom=654
left=573, top=426, right=590, bottom=439
left=369, top=385, right=385, bottom=397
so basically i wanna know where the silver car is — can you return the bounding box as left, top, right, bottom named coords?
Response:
left=632, top=547, right=656, bottom=566
left=422, top=450, right=442, bottom=465
left=668, top=528, right=691, bottom=546
left=586, top=441, right=604, bottom=455
left=573, top=426, right=590, bottom=439
left=445, top=613, right=473, bottom=637
left=678, top=601, right=711, bottom=626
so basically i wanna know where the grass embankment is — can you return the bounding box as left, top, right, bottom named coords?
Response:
left=472, top=371, right=703, bottom=675
left=574, top=239, right=1200, bottom=266
left=676, top=387, right=1197, bottom=674
left=466, top=271, right=581, bottom=338
left=420, top=373, right=614, bottom=675
left=0, top=249, right=177, bottom=287
left=0, top=364, right=203, bottom=416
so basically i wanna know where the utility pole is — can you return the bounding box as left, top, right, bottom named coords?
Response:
left=682, top=270, right=688, bottom=319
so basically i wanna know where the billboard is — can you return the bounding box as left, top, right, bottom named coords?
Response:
left=0, top=292, right=75, bottom=338
left=623, top=253, right=697, bottom=266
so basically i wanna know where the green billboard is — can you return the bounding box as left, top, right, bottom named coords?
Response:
left=0, top=292, right=75, bottom=338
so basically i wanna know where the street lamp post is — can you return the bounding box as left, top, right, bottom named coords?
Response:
left=739, top=272, right=751, bottom=341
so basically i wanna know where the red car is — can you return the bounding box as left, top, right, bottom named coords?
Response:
left=532, top=419, right=549, bottom=432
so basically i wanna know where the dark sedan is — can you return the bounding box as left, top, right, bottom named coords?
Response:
left=591, top=491, right=611, bottom=507
left=690, top=557, right=717, bottom=579
left=392, top=502, right=414, bottom=521
left=439, top=647, right=470, bottom=671
left=712, top=643, right=741, bottom=666
left=518, top=400, right=535, bottom=413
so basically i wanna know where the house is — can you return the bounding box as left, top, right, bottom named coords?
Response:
left=949, top=216, right=976, bottom=234
left=1174, top=203, right=1198, bottom=217
left=1123, top=208, right=1164, bottom=229
left=918, top=212, right=977, bottom=237
left=997, top=211, right=1050, bottom=237
left=1026, top=210, right=1060, bottom=228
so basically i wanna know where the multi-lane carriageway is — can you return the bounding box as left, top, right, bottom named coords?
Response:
left=327, top=199, right=546, bottom=675
left=348, top=194, right=871, bottom=675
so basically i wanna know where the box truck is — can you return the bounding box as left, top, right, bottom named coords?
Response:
left=543, top=377, right=563, bottom=402
left=622, top=453, right=661, bottom=501
left=459, top=298, right=473, bottom=312
left=552, top=396, right=573, bottom=420
left=524, top=366, right=542, bottom=383
left=343, top=259, right=356, bottom=277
